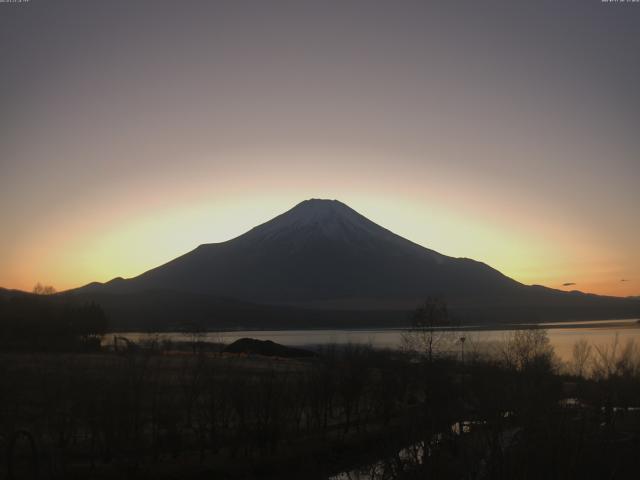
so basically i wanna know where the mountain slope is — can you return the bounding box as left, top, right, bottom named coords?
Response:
left=79, top=199, right=520, bottom=307
left=70, top=199, right=640, bottom=326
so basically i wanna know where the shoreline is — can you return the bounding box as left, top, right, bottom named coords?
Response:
left=107, top=318, right=640, bottom=335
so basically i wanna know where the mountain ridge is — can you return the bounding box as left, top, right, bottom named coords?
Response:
left=64, top=199, right=639, bottom=327
left=75, top=199, right=521, bottom=304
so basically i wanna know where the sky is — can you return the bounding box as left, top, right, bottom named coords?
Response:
left=1, top=0, right=638, bottom=297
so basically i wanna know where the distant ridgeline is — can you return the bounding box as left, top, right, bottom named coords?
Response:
left=64, top=200, right=640, bottom=330
left=9, top=200, right=639, bottom=331
left=0, top=289, right=107, bottom=351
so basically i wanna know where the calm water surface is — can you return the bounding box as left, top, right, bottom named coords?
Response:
left=113, top=318, right=640, bottom=362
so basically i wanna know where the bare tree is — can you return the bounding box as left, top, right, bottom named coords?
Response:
left=33, top=283, right=56, bottom=295
left=500, top=328, right=555, bottom=372
left=181, top=320, right=206, bottom=354
left=592, top=336, right=640, bottom=380
left=570, top=338, right=592, bottom=378
left=402, top=297, right=454, bottom=362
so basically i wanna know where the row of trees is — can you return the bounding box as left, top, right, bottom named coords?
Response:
left=1, top=329, right=640, bottom=478
left=0, top=288, right=108, bottom=351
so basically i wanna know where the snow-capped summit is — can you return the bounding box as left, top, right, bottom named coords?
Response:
left=243, top=199, right=428, bottom=252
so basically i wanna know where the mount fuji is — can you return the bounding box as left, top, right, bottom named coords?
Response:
left=70, top=199, right=639, bottom=328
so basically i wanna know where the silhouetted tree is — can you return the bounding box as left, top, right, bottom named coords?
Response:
left=402, top=296, right=453, bottom=362
left=500, top=328, right=556, bottom=372
left=570, top=338, right=593, bottom=378
left=181, top=320, right=206, bottom=354
left=32, top=282, right=56, bottom=295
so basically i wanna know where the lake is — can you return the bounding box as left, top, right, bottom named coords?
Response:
left=111, top=318, right=640, bottom=363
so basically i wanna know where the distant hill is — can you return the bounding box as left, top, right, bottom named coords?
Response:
left=224, top=338, right=316, bottom=358
left=0, top=288, right=107, bottom=351
left=61, top=199, right=639, bottom=328
left=56, top=289, right=403, bottom=330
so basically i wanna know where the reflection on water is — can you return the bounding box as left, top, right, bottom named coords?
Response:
left=329, top=421, right=490, bottom=480
left=330, top=442, right=425, bottom=480
left=110, top=318, right=640, bottom=362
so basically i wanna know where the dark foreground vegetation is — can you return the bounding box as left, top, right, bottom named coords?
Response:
left=2, top=293, right=640, bottom=479
left=0, top=290, right=107, bottom=352
left=0, top=329, right=639, bottom=480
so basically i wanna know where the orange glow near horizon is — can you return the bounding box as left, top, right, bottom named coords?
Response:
left=2, top=161, right=637, bottom=298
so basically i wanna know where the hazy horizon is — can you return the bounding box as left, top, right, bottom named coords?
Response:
left=1, top=0, right=639, bottom=296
